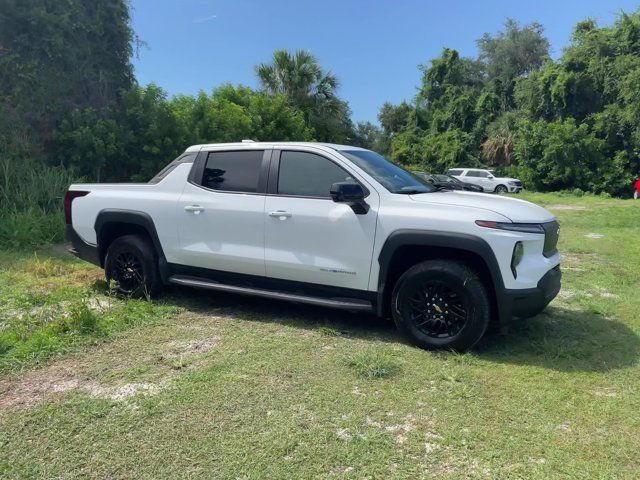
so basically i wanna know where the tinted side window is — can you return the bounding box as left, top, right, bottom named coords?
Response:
left=201, top=150, right=263, bottom=192
left=466, top=171, right=488, bottom=178
left=278, top=151, right=354, bottom=197
left=448, top=169, right=463, bottom=176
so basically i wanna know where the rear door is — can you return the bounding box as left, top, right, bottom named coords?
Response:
left=464, top=170, right=490, bottom=190
left=175, top=148, right=270, bottom=276
left=263, top=149, right=379, bottom=291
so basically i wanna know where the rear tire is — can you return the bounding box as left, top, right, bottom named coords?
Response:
left=105, top=235, right=163, bottom=298
left=391, top=260, right=490, bottom=351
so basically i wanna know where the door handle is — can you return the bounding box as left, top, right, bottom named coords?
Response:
left=184, top=205, right=205, bottom=214
left=268, top=210, right=292, bottom=219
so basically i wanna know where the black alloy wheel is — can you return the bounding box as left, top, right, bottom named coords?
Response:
left=391, top=260, right=490, bottom=351
left=105, top=235, right=163, bottom=298
left=111, top=251, right=145, bottom=294
left=408, top=281, right=469, bottom=339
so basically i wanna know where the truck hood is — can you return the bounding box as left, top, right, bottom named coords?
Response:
left=409, top=191, right=555, bottom=223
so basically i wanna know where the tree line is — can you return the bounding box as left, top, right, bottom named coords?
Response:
left=2, top=1, right=640, bottom=198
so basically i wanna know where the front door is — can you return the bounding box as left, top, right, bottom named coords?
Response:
left=264, top=149, right=379, bottom=291
left=176, top=149, right=270, bottom=276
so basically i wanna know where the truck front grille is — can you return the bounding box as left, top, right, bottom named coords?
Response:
left=542, top=220, right=560, bottom=258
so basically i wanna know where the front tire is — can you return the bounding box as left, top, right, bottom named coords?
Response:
left=105, top=235, right=163, bottom=298
left=495, top=184, right=508, bottom=194
left=391, top=260, right=490, bottom=351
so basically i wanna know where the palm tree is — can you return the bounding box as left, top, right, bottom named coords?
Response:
left=256, top=50, right=353, bottom=142
left=482, top=131, right=515, bottom=166
left=482, top=112, right=518, bottom=166
left=256, top=50, right=338, bottom=108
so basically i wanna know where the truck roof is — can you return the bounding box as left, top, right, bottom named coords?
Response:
left=184, top=142, right=369, bottom=153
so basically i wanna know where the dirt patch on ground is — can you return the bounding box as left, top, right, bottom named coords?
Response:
left=596, top=288, right=620, bottom=299
left=49, top=243, right=72, bottom=256
left=1, top=365, right=83, bottom=409
left=557, top=289, right=576, bottom=299
left=561, top=252, right=597, bottom=271
left=591, top=387, right=618, bottom=397
left=548, top=204, right=587, bottom=211
left=0, top=313, right=222, bottom=411
left=563, top=252, right=598, bottom=260
left=163, top=338, right=220, bottom=359
left=0, top=368, right=167, bottom=409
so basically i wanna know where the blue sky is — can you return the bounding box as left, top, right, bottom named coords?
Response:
left=130, top=0, right=639, bottom=124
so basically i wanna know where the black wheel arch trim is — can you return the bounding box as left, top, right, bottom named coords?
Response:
left=94, top=209, right=170, bottom=281
left=376, top=229, right=509, bottom=321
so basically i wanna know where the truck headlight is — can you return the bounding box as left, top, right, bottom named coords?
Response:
left=475, top=220, right=544, bottom=234
left=511, top=241, right=524, bottom=278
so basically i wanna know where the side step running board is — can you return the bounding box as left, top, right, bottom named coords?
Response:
left=168, top=275, right=373, bottom=312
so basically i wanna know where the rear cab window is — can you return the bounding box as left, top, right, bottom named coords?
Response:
left=148, top=153, right=197, bottom=184
left=196, top=150, right=264, bottom=193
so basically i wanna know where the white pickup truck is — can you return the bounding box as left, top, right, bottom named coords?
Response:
left=65, top=142, right=561, bottom=350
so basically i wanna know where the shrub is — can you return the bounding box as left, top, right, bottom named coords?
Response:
left=63, top=301, right=100, bottom=334
left=345, top=349, right=402, bottom=379
left=0, top=156, right=80, bottom=249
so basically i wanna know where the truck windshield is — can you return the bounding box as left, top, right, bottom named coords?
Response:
left=341, top=150, right=436, bottom=194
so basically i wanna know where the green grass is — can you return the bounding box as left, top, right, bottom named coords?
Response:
left=0, top=250, right=178, bottom=371
left=0, top=192, right=639, bottom=478
left=345, top=348, right=403, bottom=379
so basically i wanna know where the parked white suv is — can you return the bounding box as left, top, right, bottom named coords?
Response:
left=65, top=142, right=560, bottom=350
left=447, top=168, right=522, bottom=193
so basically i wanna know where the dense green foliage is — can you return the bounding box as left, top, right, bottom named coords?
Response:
left=2, top=2, right=640, bottom=249
left=0, top=0, right=135, bottom=163
left=54, top=84, right=311, bottom=182
left=0, top=0, right=136, bottom=248
left=385, top=15, right=640, bottom=196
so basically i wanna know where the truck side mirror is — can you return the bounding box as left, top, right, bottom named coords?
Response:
left=330, top=182, right=368, bottom=214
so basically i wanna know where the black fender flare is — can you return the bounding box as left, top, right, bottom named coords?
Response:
left=376, top=229, right=508, bottom=321
left=94, top=209, right=170, bottom=281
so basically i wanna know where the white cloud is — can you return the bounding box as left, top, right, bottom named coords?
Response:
left=193, top=14, right=217, bottom=23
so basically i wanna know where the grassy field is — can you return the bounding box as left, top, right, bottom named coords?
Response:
left=0, top=192, right=639, bottom=479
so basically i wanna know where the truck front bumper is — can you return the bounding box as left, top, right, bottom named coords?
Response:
left=500, top=265, right=561, bottom=321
